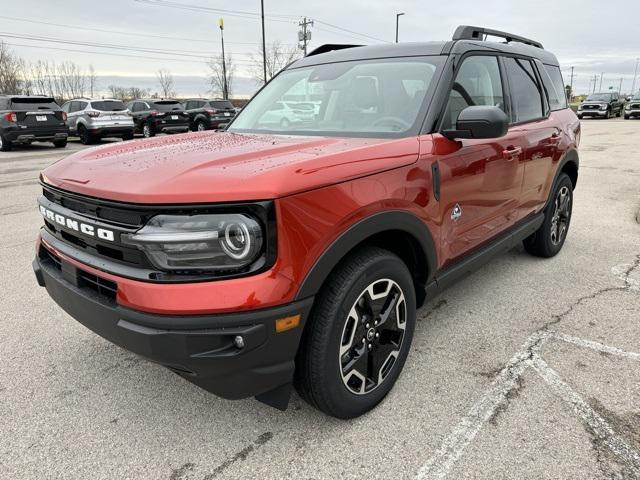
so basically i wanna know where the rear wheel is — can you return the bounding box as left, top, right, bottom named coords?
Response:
left=523, top=173, right=573, bottom=258
left=295, top=247, right=416, bottom=418
left=78, top=125, right=94, bottom=145
left=196, top=120, right=208, bottom=132
left=142, top=122, right=155, bottom=138
left=0, top=134, right=12, bottom=151
left=53, top=139, right=67, bottom=148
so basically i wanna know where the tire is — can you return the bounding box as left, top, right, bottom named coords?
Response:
left=0, top=134, right=12, bottom=151
left=196, top=120, right=208, bottom=132
left=577, top=114, right=583, bottom=120
left=53, top=139, right=67, bottom=148
left=523, top=173, right=573, bottom=258
left=625, top=115, right=630, bottom=120
left=295, top=247, right=417, bottom=418
left=122, top=131, right=134, bottom=141
left=78, top=125, right=94, bottom=145
left=142, top=122, right=155, bottom=138
left=604, top=109, right=611, bottom=119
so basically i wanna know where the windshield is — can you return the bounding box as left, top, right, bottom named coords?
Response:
left=153, top=101, right=183, bottom=111
left=91, top=100, right=126, bottom=111
left=632, top=95, right=640, bottom=101
left=586, top=94, right=612, bottom=102
left=228, top=56, right=443, bottom=137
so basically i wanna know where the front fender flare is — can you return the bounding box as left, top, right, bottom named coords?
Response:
left=294, top=210, right=437, bottom=300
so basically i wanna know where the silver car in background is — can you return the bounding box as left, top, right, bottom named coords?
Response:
left=61, top=99, right=135, bottom=144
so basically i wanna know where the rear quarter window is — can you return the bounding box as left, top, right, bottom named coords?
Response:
left=153, top=101, right=183, bottom=112
left=541, top=64, right=568, bottom=111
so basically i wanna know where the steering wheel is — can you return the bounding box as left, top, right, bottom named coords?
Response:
left=372, top=116, right=412, bottom=130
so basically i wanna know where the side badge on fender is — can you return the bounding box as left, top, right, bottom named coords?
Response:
left=451, top=203, right=462, bottom=221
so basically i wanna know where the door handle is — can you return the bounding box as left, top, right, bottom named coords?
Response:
left=502, top=146, right=522, bottom=160
left=548, top=132, right=560, bottom=145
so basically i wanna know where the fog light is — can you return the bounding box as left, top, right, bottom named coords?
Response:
left=233, top=335, right=245, bottom=349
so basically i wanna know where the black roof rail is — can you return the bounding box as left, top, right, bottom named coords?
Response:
left=452, top=25, right=544, bottom=49
left=306, top=44, right=363, bottom=57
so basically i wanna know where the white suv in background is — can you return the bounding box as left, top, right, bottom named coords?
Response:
left=61, top=99, right=135, bottom=144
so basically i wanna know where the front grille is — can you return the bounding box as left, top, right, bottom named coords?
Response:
left=77, top=269, right=117, bottom=301
left=39, top=245, right=117, bottom=302
left=582, top=104, right=600, bottom=110
left=631, top=103, right=640, bottom=109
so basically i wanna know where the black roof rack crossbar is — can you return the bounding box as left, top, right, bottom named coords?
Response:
left=452, top=25, right=544, bottom=49
left=306, top=44, right=363, bottom=57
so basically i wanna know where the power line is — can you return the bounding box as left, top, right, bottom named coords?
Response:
left=0, top=32, right=256, bottom=62
left=0, top=14, right=296, bottom=46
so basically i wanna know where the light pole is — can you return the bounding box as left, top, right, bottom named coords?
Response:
left=632, top=58, right=639, bottom=95
left=218, top=17, right=228, bottom=100
left=395, top=13, right=404, bottom=43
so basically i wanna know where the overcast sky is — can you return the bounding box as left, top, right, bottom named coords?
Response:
left=2, top=0, right=640, bottom=96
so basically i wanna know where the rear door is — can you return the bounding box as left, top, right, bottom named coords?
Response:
left=502, top=57, right=559, bottom=220
left=435, top=54, right=525, bottom=264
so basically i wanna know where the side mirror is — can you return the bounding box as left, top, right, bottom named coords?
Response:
left=442, top=106, right=509, bottom=140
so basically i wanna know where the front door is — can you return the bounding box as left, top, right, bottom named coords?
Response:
left=434, top=55, right=524, bottom=265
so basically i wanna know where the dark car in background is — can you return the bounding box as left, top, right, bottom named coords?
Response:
left=62, top=98, right=134, bottom=144
left=624, top=93, right=640, bottom=119
left=183, top=98, right=236, bottom=131
left=0, top=95, right=68, bottom=151
left=125, top=99, right=189, bottom=137
left=577, top=92, right=623, bottom=119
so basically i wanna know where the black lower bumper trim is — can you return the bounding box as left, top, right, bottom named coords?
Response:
left=33, top=252, right=314, bottom=402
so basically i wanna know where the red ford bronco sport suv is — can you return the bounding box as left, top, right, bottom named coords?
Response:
left=33, top=26, right=579, bottom=418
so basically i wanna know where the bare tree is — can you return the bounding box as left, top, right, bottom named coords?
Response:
left=87, top=64, right=97, bottom=97
left=156, top=69, right=176, bottom=98
left=207, top=54, right=235, bottom=98
left=250, top=41, right=301, bottom=84
left=107, top=85, right=150, bottom=101
left=0, top=41, right=25, bottom=94
left=128, top=86, right=151, bottom=100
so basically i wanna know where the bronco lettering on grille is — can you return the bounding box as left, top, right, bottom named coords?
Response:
left=39, top=205, right=115, bottom=242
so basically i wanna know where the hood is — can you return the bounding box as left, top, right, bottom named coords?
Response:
left=42, top=132, right=419, bottom=203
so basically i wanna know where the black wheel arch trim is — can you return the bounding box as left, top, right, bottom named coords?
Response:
left=294, top=210, right=437, bottom=301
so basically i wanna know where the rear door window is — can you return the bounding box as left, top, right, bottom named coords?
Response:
left=503, top=57, right=544, bottom=123
left=209, top=100, right=234, bottom=109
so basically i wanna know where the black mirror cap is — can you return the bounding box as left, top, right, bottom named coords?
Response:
left=442, top=106, right=509, bottom=141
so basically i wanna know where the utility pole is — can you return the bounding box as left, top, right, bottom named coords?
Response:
left=298, top=17, right=313, bottom=55
left=569, top=67, right=574, bottom=101
left=632, top=58, right=639, bottom=95
left=599, top=72, right=604, bottom=91
left=395, top=13, right=405, bottom=43
left=261, top=0, right=267, bottom=84
left=618, top=77, right=623, bottom=94
left=218, top=18, right=228, bottom=100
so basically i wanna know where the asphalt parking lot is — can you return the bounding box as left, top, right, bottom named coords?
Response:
left=1, top=122, right=639, bottom=479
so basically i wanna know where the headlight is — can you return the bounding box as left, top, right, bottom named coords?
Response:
left=122, top=213, right=264, bottom=272
left=601, top=104, right=608, bottom=110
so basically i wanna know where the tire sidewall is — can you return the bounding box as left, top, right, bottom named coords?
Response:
left=540, top=174, right=573, bottom=255
left=310, top=253, right=416, bottom=418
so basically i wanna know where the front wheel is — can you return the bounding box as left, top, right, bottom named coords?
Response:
left=295, top=247, right=416, bottom=418
left=523, top=173, right=573, bottom=258
left=53, top=139, right=67, bottom=148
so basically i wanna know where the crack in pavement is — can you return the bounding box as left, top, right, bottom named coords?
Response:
left=416, top=253, right=640, bottom=480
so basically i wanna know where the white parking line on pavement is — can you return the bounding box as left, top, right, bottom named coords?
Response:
left=531, top=356, right=640, bottom=475
left=415, top=329, right=640, bottom=479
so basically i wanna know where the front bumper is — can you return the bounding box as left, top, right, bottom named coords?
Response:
left=33, top=246, right=313, bottom=404
left=578, top=109, right=608, bottom=117
left=625, top=109, right=640, bottom=117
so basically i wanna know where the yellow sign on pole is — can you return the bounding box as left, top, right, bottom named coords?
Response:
left=218, top=17, right=224, bottom=30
